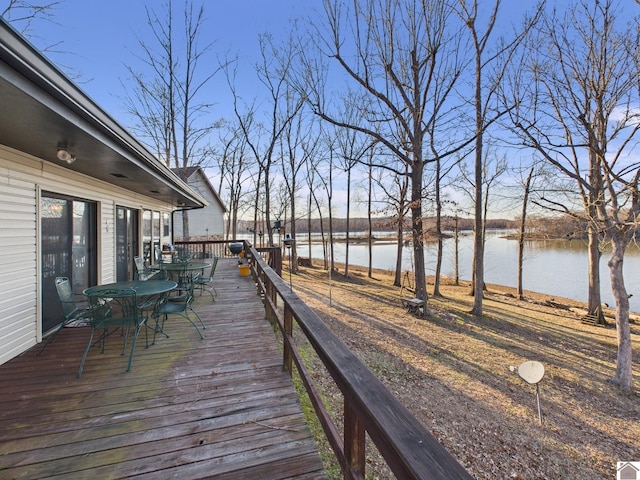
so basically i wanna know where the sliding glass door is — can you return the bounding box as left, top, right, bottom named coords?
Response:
left=41, top=194, right=97, bottom=334
left=115, top=206, right=139, bottom=281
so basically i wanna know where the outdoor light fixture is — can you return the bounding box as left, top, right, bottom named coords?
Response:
left=56, top=146, right=76, bottom=164
left=283, top=234, right=295, bottom=291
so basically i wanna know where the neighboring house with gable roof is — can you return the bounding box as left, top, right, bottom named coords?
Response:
left=172, top=166, right=226, bottom=240
left=0, top=18, right=207, bottom=364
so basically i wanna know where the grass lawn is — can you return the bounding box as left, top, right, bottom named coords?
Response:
left=289, top=261, right=639, bottom=479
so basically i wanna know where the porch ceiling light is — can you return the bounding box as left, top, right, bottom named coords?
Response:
left=56, top=146, right=76, bottom=164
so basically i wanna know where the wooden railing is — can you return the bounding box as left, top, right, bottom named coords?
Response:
left=172, top=240, right=281, bottom=274
left=171, top=240, right=235, bottom=260
left=244, top=242, right=472, bottom=480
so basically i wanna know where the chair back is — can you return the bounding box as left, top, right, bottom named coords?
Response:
left=176, top=273, right=197, bottom=302
left=134, top=256, right=156, bottom=281
left=175, top=246, right=192, bottom=263
left=207, top=257, right=219, bottom=277
left=87, top=288, right=142, bottom=328
left=134, top=256, right=145, bottom=273
left=54, top=277, right=78, bottom=319
left=154, top=246, right=163, bottom=264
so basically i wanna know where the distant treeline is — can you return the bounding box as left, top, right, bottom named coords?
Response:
left=238, top=216, right=516, bottom=235
left=239, top=214, right=638, bottom=241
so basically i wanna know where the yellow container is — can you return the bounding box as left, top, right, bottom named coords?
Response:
left=238, top=264, right=250, bottom=277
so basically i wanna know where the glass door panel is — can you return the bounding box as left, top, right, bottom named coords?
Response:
left=116, top=206, right=139, bottom=281
left=41, top=194, right=97, bottom=334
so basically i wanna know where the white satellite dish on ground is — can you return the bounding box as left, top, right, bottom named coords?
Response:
left=510, top=360, right=545, bottom=424
left=517, top=360, right=545, bottom=384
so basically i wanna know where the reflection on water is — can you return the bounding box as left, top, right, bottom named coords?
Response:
left=296, top=230, right=640, bottom=313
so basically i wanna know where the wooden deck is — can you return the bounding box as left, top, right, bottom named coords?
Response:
left=0, top=259, right=326, bottom=479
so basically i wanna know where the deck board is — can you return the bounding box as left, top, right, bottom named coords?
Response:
left=0, top=259, right=326, bottom=479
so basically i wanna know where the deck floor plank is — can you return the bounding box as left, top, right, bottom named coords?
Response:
left=0, top=259, right=326, bottom=479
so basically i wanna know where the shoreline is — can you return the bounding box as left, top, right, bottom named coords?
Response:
left=301, top=260, right=640, bottom=321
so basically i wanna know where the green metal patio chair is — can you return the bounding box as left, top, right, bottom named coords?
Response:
left=152, top=273, right=205, bottom=344
left=194, top=256, right=218, bottom=302
left=154, top=246, right=163, bottom=264
left=134, top=255, right=157, bottom=281
left=78, top=288, right=148, bottom=377
left=38, top=277, right=92, bottom=355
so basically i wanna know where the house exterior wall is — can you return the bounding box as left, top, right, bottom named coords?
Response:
left=0, top=145, right=175, bottom=365
left=172, top=172, right=225, bottom=240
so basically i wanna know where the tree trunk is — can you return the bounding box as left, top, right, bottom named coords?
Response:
left=328, top=154, right=335, bottom=272
left=344, top=167, right=351, bottom=277
left=433, top=157, right=443, bottom=297
left=312, top=189, right=327, bottom=269
left=290, top=182, right=298, bottom=273
left=470, top=50, right=484, bottom=317
left=454, top=215, right=459, bottom=286
left=307, top=192, right=312, bottom=263
left=608, top=236, right=634, bottom=393
left=264, top=164, right=273, bottom=246
left=394, top=219, right=404, bottom=288
left=410, top=161, right=427, bottom=312
left=517, top=167, right=534, bottom=300
left=367, top=163, right=373, bottom=279
left=586, top=223, right=605, bottom=324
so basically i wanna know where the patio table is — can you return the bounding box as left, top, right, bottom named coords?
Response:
left=84, top=280, right=177, bottom=297
left=149, top=261, right=211, bottom=282
left=84, top=280, right=178, bottom=342
left=150, top=261, right=211, bottom=273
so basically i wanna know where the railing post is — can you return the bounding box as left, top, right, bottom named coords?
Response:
left=264, top=271, right=275, bottom=326
left=283, top=304, right=293, bottom=374
left=344, top=401, right=365, bottom=479
left=272, top=248, right=282, bottom=276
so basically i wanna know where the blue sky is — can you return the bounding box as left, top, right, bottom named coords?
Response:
left=12, top=0, right=546, bottom=129
left=14, top=0, right=306, bottom=125
left=5, top=0, right=638, bottom=219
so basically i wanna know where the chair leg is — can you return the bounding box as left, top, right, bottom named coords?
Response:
left=182, top=311, right=205, bottom=339
left=152, top=314, right=169, bottom=346
left=120, top=326, right=132, bottom=356
left=125, top=322, right=145, bottom=372
left=77, top=328, right=96, bottom=378
left=189, top=306, right=206, bottom=330
left=37, top=322, right=65, bottom=355
left=203, top=285, right=216, bottom=302
left=202, top=283, right=216, bottom=301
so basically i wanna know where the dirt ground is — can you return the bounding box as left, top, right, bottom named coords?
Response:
left=288, top=261, right=640, bottom=479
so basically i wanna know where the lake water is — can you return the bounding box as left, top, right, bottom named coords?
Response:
left=289, top=230, right=640, bottom=313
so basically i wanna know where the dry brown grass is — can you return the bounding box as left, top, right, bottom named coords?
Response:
left=289, top=261, right=640, bottom=479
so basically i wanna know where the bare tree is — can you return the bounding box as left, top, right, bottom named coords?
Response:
left=124, top=0, right=218, bottom=168
left=304, top=145, right=330, bottom=269
left=1, top=1, right=61, bottom=37
left=455, top=0, right=544, bottom=316
left=226, top=33, right=303, bottom=248
left=334, top=119, right=372, bottom=277
left=122, top=0, right=219, bottom=239
left=373, top=158, right=411, bottom=286
left=509, top=0, right=640, bottom=392
left=456, top=147, right=508, bottom=296
left=517, top=166, right=535, bottom=300
left=298, top=0, right=470, bottom=310
left=215, top=120, right=253, bottom=240
left=431, top=151, right=464, bottom=297
left=279, top=108, right=318, bottom=272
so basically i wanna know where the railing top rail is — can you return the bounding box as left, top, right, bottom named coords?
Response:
left=248, top=245, right=471, bottom=479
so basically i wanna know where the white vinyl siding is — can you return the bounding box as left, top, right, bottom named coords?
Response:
left=0, top=173, right=37, bottom=364
left=173, top=170, right=225, bottom=239
left=0, top=145, right=175, bottom=365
